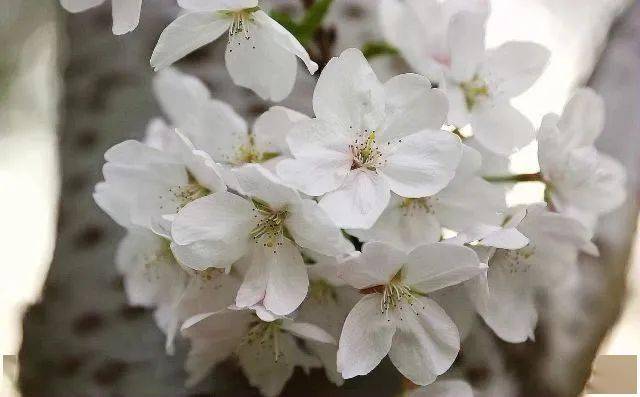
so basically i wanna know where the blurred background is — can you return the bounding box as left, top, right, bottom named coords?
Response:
left=1, top=0, right=639, bottom=396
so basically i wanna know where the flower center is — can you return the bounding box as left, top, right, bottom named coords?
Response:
left=494, top=245, right=535, bottom=273
left=243, top=319, right=284, bottom=362
left=309, top=279, right=337, bottom=304
left=399, top=197, right=435, bottom=215
left=362, top=271, right=425, bottom=320
left=163, top=172, right=210, bottom=212
left=350, top=130, right=385, bottom=170
left=225, top=7, right=260, bottom=51
left=249, top=197, right=290, bottom=250
left=235, top=135, right=280, bottom=165
left=460, top=76, right=489, bottom=111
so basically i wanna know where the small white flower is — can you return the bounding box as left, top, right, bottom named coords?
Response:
left=442, top=12, right=549, bottom=154
left=379, top=0, right=490, bottom=82
left=408, top=379, right=474, bottom=397
left=150, top=0, right=318, bottom=101
left=336, top=241, right=484, bottom=385
left=459, top=205, right=594, bottom=342
left=277, top=48, right=462, bottom=229
left=181, top=305, right=335, bottom=396
left=171, top=164, right=353, bottom=315
left=153, top=67, right=309, bottom=185
left=538, top=88, right=627, bottom=227
left=115, top=228, right=238, bottom=354
left=94, top=121, right=226, bottom=235
left=296, top=252, right=361, bottom=386
left=349, top=145, right=506, bottom=252
left=59, top=0, right=142, bottom=35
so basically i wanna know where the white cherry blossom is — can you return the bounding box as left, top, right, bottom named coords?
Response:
left=153, top=67, right=309, bottom=184
left=115, top=228, right=239, bottom=353
left=336, top=241, right=484, bottom=385
left=379, top=0, right=489, bottom=82
left=538, top=88, right=627, bottom=228
left=441, top=12, right=549, bottom=155
left=296, top=252, right=361, bottom=386
left=349, top=145, right=506, bottom=251
left=94, top=120, right=226, bottom=236
left=171, top=164, right=353, bottom=315
left=59, top=0, right=142, bottom=35
left=459, top=205, right=594, bottom=342
left=150, top=0, right=318, bottom=101
left=277, top=48, right=462, bottom=229
left=181, top=305, right=335, bottom=396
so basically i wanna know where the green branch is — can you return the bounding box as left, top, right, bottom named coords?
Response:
left=483, top=172, right=543, bottom=183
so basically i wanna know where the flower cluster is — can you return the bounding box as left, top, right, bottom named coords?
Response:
left=70, top=0, right=628, bottom=395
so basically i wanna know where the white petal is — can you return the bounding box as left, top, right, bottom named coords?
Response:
left=253, top=10, right=318, bottom=74
left=482, top=41, right=550, bottom=99
left=184, top=336, right=238, bottom=387
left=433, top=176, right=506, bottom=231
left=151, top=12, right=230, bottom=71
left=405, top=243, right=483, bottom=293
left=338, top=242, right=406, bottom=289
left=447, top=11, right=486, bottom=82
left=281, top=321, right=336, bottom=344
left=553, top=149, right=627, bottom=214
left=276, top=119, right=352, bottom=196
left=111, top=0, right=142, bottom=35
left=380, top=74, right=448, bottom=141
left=232, top=164, right=301, bottom=209
left=171, top=240, right=242, bottom=271
left=319, top=170, right=391, bottom=229
left=471, top=101, right=535, bottom=155
left=388, top=297, right=459, bottom=386
left=479, top=227, right=529, bottom=249
left=178, top=0, right=257, bottom=11
left=380, top=130, right=462, bottom=198
left=313, top=48, right=385, bottom=131
left=225, top=18, right=297, bottom=102
left=408, top=379, right=474, bottom=397
left=349, top=196, right=441, bottom=253
left=93, top=182, right=132, bottom=228
left=431, top=286, right=477, bottom=341
left=189, top=99, right=249, bottom=163
left=253, top=106, right=310, bottom=155
left=262, top=240, right=309, bottom=316
left=337, top=294, right=396, bottom=379
left=171, top=192, right=254, bottom=245
left=236, top=255, right=268, bottom=309
left=444, top=84, right=471, bottom=127
left=479, top=252, right=538, bottom=343
left=238, top=333, right=316, bottom=397
left=60, top=0, right=104, bottom=13
left=287, top=199, right=353, bottom=256
left=558, top=88, right=605, bottom=147
left=152, top=67, right=212, bottom=130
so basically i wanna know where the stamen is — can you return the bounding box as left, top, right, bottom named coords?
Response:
left=460, top=75, right=489, bottom=111
left=249, top=198, right=289, bottom=250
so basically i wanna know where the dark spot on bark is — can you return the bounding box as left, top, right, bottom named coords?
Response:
left=120, top=305, right=147, bottom=320
left=248, top=103, right=269, bottom=117
left=93, top=11, right=112, bottom=31
left=76, top=127, right=99, bottom=149
left=58, top=355, right=86, bottom=377
left=466, top=366, right=490, bottom=385
left=93, top=359, right=128, bottom=386
left=89, top=72, right=134, bottom=111
left=74, top=224, right=105, bottom=249
left=72, top=312, right=104, bottom=336
left=110, top=275, right=125, bottom=291
left=65, top=174, right=89, bottom=194
left=343, top=4, right=366, bottom=19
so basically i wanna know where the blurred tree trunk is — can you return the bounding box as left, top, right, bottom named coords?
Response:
left=18, top=1, right=640, bottom=397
